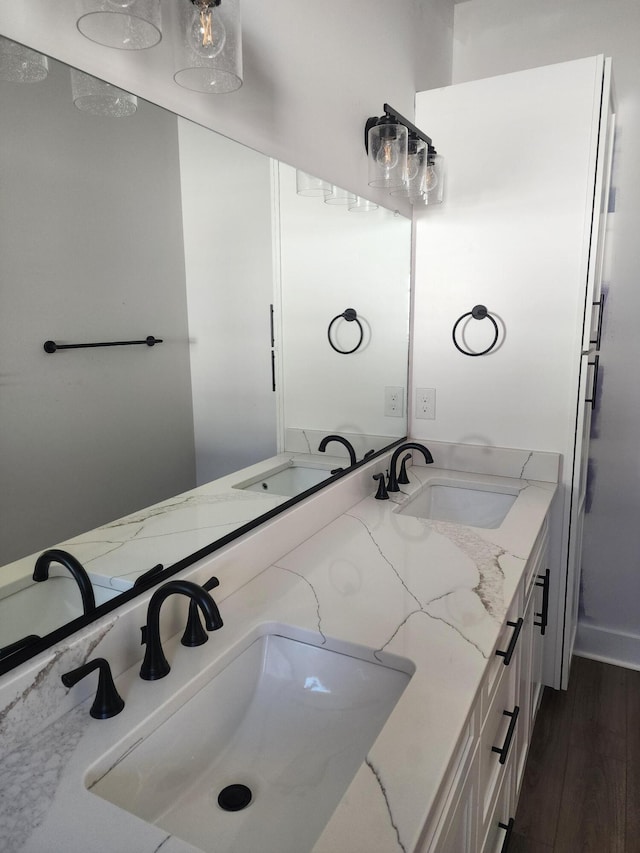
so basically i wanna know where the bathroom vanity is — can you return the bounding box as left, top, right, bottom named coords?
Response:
left=0, top=443, right=557, bottom=853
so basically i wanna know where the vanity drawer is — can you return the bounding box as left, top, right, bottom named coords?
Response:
left=524, top=520, right=549, bottom=596
left=480, top=746, right=516, bottom=853
left=418, top=705, right=480, bottom=852
left=481, top=588, right=523, bottom=722
left=478, top=650, right=519, bottom=840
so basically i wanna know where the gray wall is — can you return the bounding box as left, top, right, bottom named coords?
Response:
left=452, top=0, right=640, bottom=667
left=0, top=58, right=196, bottom=564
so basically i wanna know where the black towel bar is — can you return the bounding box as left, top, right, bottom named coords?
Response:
left=43, top=336, right=163, bottom=353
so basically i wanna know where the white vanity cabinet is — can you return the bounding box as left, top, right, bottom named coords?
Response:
left=421, top=523, right=549, bottom=853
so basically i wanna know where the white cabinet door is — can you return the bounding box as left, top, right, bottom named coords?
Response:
left=430, top=748, right=480, bottom=853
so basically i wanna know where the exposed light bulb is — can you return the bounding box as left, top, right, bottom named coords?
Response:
left=406, top=152, right=421, bottom=182
left=190, top=1, right=226, bottom=59
left=375, top=138, right=399, bottom=173
left=425, top=163, right=438, bottom=192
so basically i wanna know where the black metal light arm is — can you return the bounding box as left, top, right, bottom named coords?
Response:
left=364, top=102, right=434, bottom=154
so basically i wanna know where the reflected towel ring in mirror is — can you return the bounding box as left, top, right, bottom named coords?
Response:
left=327, top=308, right=364, bottom=354
left=452, top=304, right=499, bottom=356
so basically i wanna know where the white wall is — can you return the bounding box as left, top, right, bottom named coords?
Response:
left=178, top=119, right=277, bottom=483
left=0, top=1, right=454, bottom=212
left=450, top=0, right=640, bottom=666
left=0, top=57, right=195, bottom=564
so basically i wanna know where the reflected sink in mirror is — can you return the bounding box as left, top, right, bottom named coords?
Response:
left=232, top=461, right=335, bottom=497
left=0, top=577, right=118, bottom=648
left=88, top=633, right=412, bottom=853
left=398, top=480, right=519, bottom=528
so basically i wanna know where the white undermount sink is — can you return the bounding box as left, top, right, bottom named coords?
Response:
left=88, top=632, right=412, bottom=853
left=0, top=576, right=118, bottom=646
left=398, top=480, right=519, bottom=528
left=233, top=461, right=335, bottom=497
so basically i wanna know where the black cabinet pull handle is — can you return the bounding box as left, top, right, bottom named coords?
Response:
left=495, top=618, right=523, bottom=666
left=585, top=354, right=600, bottom=410
left=590, top=292, right=606, bottom=349
left=492, top=705, right=520, bottom=764
left=534, top=568, right=550, bottom=635
left=499, top=817, right=515, bottom=852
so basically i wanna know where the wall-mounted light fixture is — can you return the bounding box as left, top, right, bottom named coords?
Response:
left=71, top=68, right=138, bottom=117
left=365, top=104, right=443, bottom=206
left=76, top=0, right=162, bottom=50
left=0, top=36, right=48, bottom=82
left=173, top=0, right=242, bottom=93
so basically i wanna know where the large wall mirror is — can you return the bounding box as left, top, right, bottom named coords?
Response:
left=0, top=42, right=411, bottom=670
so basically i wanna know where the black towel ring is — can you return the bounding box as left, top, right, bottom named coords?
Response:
left=452, top=304, right=499, bottom=356
left=327, top=308, right=364, bottom=354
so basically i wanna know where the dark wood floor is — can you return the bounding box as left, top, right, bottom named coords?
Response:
left=512, top=655, right=640, bottom=853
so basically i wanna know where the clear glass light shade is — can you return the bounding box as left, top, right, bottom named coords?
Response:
left=423, top=154, right=445, bottom=206
left=367, top=121, right=407, bottom=189
left=324, top=185, right=357, bottom=206
left=0, top=37, right=49, bottom=82
left=348, top=196, right=379, bottom=213
left=71, top=68, right=138, bottom=117
left=390, top=137, right=427, bottom=199
left=77, top=0, right=162, bottom=50
left=296, top=170, right=331, bottom=197
left=174, top=0, right=242, bottom=94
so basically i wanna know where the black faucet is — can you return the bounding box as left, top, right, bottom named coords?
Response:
left=387, top=442, right=434, bottom=492
left=33, top=549, right=96, bottom=615
left=139, top=579, right=223, bottom=681
left=318, top=435, right=357, bottom=467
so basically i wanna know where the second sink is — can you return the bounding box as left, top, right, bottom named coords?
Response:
left=398, top=480, right=519, bottom=528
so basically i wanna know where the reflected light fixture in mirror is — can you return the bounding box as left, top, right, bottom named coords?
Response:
left=324, top=185, right=357, bottom=206
left=77, top=0, right=162, bottom=50
left=71, top=68, right=138, bottom=116
left=348, top=196, right=379, bottom=213
left=0, top=36, right=48, bottom=82
left=174, top=0, right=242, bottom=93
left=296, top=169, right=331, bottom=198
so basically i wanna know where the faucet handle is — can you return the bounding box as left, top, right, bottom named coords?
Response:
left=61, top=658, right=125, bottom=719
left=398, top=453, right=412, bottom=485
left=181, top=577, right=223, bottom=647
left=373, top=473, right=389, bottom=501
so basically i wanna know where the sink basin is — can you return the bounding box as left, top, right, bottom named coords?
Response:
left=233, top=461, right=335, bottom=497
left=398, top=480, right=518, bottom=528
left=0, top=576, right=118, bottom=649
left=88, top=632, right=411, bottom=853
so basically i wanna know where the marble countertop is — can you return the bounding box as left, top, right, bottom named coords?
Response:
left=1, top=457, right=556, bottom=853
left=1, top=452, right=347, bottom=593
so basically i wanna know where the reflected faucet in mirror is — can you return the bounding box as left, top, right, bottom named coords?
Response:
left=318, top=435, right=358, bottom=471
left=33, top=549, right=96, bottom=615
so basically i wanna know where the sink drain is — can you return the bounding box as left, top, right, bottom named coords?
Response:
left=217, top=783, right=252, bottom=812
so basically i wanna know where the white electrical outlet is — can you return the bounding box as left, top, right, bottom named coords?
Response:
left=384, top=386, right=404, bottom=418
left=416, top=388, right=436, bottom=419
